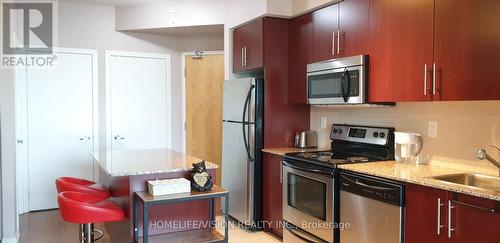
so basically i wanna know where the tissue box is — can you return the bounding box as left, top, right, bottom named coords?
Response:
left=147, top=178, right=191, bottom=196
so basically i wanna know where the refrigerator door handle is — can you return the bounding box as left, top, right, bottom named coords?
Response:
left=242, top=84, right=255, bottom=162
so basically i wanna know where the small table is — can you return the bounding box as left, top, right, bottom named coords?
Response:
left=133, top=185, right=229, bottom=243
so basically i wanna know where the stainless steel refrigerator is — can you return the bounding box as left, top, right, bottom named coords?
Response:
left=222, top=77, right=263, bottom=228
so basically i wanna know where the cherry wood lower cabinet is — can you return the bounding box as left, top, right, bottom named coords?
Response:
left=405, top=183, right=500, bottom=243
left=262, top=153, right=283, bottom=238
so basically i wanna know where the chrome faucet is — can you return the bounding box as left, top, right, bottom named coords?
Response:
left=477, top=145, right=500, bottom=177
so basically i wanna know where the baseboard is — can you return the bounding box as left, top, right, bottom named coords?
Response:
left=2, top=236, right=18, bottom=243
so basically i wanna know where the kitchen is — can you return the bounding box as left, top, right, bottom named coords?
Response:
left=1, top=0, right=499, bottom=243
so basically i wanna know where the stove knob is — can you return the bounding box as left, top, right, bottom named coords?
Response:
left=379, top=132, right=386, bottom=138
left=373, top=132, right=379, bottom=138
left=338, top=129, right=343, bottom=134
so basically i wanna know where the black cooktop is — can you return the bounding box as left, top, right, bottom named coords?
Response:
left=284, top=150, right=382, bottom=168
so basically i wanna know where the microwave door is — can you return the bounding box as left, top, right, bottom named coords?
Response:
left=307, top=71, right=346, bottom=104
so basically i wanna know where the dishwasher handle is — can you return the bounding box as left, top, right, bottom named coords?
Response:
left=340, top=172, right=404, bottom=206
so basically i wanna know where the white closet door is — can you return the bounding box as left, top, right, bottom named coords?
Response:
left=27, top=51, right=95, bottom=211
left=108, top=54, right=169, bottom=150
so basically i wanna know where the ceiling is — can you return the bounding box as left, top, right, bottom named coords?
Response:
left=67, top=0, right=179, bottom=6
left=126, top=24, right=224, bottom=36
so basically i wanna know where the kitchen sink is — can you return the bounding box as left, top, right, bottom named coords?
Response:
left=430, top=173, right=500, bottom=192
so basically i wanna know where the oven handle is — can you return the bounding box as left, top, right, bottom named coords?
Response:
left=284, top=223, right=327, bottom=243
left=282, top=161, right=333, bottom=176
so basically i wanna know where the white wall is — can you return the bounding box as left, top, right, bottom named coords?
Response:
left=58, top=1, right=223, bottom=159
left=115, top=0, right=226, bottom=30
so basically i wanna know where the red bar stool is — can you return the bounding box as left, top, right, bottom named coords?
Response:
left=55, top=177, right=110, bottom=202
left=58, top=191, right=125, bottom=243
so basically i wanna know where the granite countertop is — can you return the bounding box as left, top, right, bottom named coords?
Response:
left=95, top=148, right=218, bottom=177
left=262, top=147, right=330, bottom=156
left=339, top=161, right=500, bottom=201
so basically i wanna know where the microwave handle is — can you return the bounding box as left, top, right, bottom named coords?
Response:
left=341, top=68, right=350, bottom=102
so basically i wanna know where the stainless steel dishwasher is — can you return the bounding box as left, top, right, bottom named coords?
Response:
left=339, top=172, right=404, bottom=243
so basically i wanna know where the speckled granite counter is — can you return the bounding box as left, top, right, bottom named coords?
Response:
left=339, top=161, right=500, bottom=201
left=262, top=147, right=329, bottom=156
left=97, top=148, right=218, bottom=177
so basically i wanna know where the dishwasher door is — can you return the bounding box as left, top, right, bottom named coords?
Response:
left=339, top=172, right=404, bottom=243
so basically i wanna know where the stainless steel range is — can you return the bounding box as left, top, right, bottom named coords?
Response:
left=282, top=124, right=395, bottom=243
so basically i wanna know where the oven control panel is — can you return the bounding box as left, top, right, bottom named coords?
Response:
left=330, top=124, right=393, bottom=146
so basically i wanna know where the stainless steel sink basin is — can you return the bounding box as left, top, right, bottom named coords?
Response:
left=430, top=173, right=500, bottom=192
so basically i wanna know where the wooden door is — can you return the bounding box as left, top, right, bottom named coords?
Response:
left=185, top=54, right=224, bottom=185
left=369, top=0, right=434, bottom=102
left=338, top=0, right=370, bottom=57
left=405, top=184, right=450, bottom=243
left=451, top=194, right=500, bottom=243
left=434, top=0, right=500, bottom=101
left=263, top=153, right=283, bottom=238
left=108, top=53, right=169, bottom=150
left=232, top=18, right=264, bottom=73
left=26, top=51, right=95, bottom=211
left=288, top=13, right=314, bottom=104
left=312, top=4, right=339, bottom=62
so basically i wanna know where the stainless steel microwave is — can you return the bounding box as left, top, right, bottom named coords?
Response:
left=307, top=55, right=367, bottom=105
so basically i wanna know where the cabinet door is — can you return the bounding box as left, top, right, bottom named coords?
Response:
left=263, top=153, right=283, bottom=237
left=232, top=18, right=264, bottom=73
left=450, top=194, right=500, bottom=243
left=434, top=0, right=500, bottom=101
left=405, top=184, right=450, bottom=243
left=232, top=25, right=245, bottom=73
left=288, top=13, right=314, bottom=104
left=368, top=0, right=434, bottom=102
left=312, top=4, right=339, bottom=62
left=338, top=0, right=370, bottom=57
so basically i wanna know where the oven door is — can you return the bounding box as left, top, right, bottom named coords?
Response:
left=282, top=160, right=334, bottom=243
left=307, top=65, right=364, bottom=105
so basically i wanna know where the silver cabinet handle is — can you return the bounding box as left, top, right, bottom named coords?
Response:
left=114, top=135, right=125, bottom=140
left=241, top=47, right=244, bottom=67
left=332, top=32, right=335, bottom=56
left=433, top=63, right=437, bottom=95
left=243, top=46, right=247, bottom=67
left=448, top=200, right=455, bottom=238
left=79, top=136, right=90, bottom=141
left=424, top=64, right=428, bottom=96
left=437, top=197, right=444, bottom=235
left=280, top=162, right=283, bottom=184
left=337, top=30, right=341, bottom=54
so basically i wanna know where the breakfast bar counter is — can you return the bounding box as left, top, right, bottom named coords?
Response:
left=95, top=148, right=218, bottom=242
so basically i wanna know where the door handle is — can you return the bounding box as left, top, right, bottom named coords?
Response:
left=448, top=200, right=455, bottom=238
left=114, top=135, right=125, bottom=140
left=332, top=31, right=335, bottom=56
left=79, top=136, right=91, bottom=141
left=424, top=64, right=428, bottom=96
left=337, top=30, right=341, bottom=54
left=436, top=197, right=444, bottom=235
left=432, top=63, right=437, bottom=95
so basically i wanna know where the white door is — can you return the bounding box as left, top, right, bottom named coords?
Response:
left=107, top=52, right=170, bottom=150
left=26, top=51, right=96, bottom=211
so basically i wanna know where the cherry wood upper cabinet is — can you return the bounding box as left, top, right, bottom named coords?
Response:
left=232, top=18, right=264, bottom=73
left=434, top=0, right=500, bottom=101
left=312, top=4, right=339, bottom=62
left=288, top=13, right=314, bottom=104
left=405, top=184, right=450, bottom=243
left=338, top=0, right=370, bottom=57
left=368, top=0, right=434, bottom=102
left=450, top=194, right=500, bottom=243
left=262, top=153, right=284, bottom=238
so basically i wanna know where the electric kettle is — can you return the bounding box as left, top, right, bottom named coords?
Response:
left=394, top=132, right=423, bottom=164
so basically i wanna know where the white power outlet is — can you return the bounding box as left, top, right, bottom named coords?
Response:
left=320, top=117, right=328, bottom=129
left=428, top=121, right=438, bottom=138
